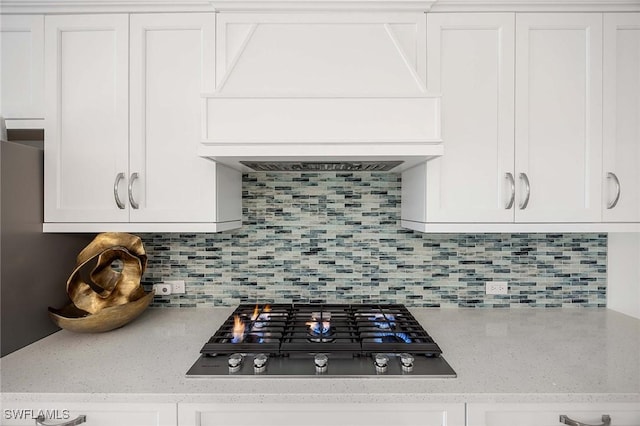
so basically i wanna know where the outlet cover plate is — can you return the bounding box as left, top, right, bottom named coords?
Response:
left=166, top=280, right=185, bottom=294
left=486, top=281, right=508, bottom=295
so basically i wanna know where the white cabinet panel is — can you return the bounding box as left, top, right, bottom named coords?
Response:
left=178, top=403, right=465, bottom=426
left=603, top=13, right=640, bottom=223
left=129, top=13, right=226, bottom=223
left=514, top=13, right=603, bottom=222
left=215, top=13, right=426, bottom=97
left=202, top=12, right=441, bottom=148
left=0, top=15, right=44, bottom=121
left=467, top=402, right=640, bottom=426
left=405, top=13, right=514, bottom=223
left=1, top=402, right=176, bottom=426
left=44, top=14, right=130, bottom=223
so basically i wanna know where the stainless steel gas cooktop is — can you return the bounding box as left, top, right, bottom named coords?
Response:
left=186, top=304, right=457, bottom=378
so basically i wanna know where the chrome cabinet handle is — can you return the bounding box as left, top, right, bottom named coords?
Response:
left=518, top=172, right=530, bottom=210
left=560, top=414, right=611, bottom=426
left=36, top=414, right=86, bottom=426
left=113, top=172, right=125, bottom=209
left=606, top=172, right=621, bottom=209
left=128, top=172, right=140, bottom=210
left=505, top=172, right=515, bottom=209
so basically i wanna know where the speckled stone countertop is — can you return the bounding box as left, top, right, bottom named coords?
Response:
left=1, top=308, right=639, bottom=404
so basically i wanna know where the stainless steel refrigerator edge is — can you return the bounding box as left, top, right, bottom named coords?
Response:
left=1, top=139, right=93, bottom=356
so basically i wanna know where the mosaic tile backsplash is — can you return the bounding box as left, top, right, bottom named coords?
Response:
left=141, top=172, right=607, bottom=308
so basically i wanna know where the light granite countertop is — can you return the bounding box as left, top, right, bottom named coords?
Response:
left=1, top=308, right=639, bottom=404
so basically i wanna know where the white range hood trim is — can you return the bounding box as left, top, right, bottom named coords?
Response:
left=199, top=93, right=443, bottom=172
left=198, top=142, right=444, bottom=172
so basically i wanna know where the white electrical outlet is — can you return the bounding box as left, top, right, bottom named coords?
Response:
left=485, top=281, right=508, bottom=295
left=166, top=280, right=185, bottom=294
left=153, top=283, right=172, bottom=296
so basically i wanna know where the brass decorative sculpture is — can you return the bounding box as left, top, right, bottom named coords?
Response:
left=48, top=232, right=154, bottom=332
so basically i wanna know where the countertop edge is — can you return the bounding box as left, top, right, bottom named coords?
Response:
left=2, top=392, right=639, bottom=405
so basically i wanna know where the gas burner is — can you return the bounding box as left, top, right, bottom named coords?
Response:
left=230, top=315, right=245, bottom=344
left=372, top=332, right=413, bottom=344
left=306, top=312, right=334, bottom=342
left=251, top=304, right=272, bottom=329
left=369, top=313, right=396, bottom=330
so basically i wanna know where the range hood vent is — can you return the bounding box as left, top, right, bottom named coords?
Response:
left=198, top=12, right=442, bottom=172
left=240, top=161, right=404, bottom=172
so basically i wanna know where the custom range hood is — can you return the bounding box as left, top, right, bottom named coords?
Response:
left=198, top=8, right=442, bottom=172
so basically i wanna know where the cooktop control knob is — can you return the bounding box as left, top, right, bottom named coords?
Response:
left=314, top=353, right=328, bottom=373
left=253, top=353, right=268, bottom=372
left=374, top=354, right=389, bottom=373
left=228, top=353, right=243, bottom=372
left=400, top=353, right=414, bottom=372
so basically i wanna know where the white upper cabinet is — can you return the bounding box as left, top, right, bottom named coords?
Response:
left=44, top=14, right=130, bottom=223
left=602, top=13, right=640, bottom=223
left=514, top=13, right=603, bottom=223
left=403, top=13, right=515, bottom=224
left=403, top=12, right=616, bottom=232
left=129, top=13, right=240, bottom=225
left=0, top=15, right=44, bottom=124
left=44, top=13, right=242, bottom=232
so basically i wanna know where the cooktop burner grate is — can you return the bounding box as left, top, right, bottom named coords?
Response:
left=199, top=303, right=443, bottom=357
left=281, top=304, right=361, bottom=354
left=353, top=305, right=441, bottom=355
left=200, top=304, right=289, bottom=355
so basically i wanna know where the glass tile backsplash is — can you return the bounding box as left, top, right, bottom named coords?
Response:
left=141, top=172, right=607, bottom=308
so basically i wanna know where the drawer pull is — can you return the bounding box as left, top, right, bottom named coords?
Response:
left=505, top=172, right=515, bottom=209
left=113, top=172, right=126, bottom=209
left=128, top=172, right=140, bottom=210
left=606, top=172, right=621, bottom=209
left=559, top=414, right=611, bottom=426
left=35, top=414, right=86, bottom=426
left=518, top=172, right=530, bottom=210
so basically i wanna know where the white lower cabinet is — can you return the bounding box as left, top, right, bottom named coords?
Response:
left=1, top=402, right=176, bottom=426
left=4, top=401, right=640, bottom=426
left=466, top=402, right=640, bottom=426
left=177, top=403, right=466, bottom=426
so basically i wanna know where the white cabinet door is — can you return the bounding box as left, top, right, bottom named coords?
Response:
left=603, top=13, right=640, bottom=223
left=467, top=402, right=640, bottom=426
left=0, top=15, right=44, bottom=122
left=514, top=13, right=603, bottom=223
left=1, top=401, right=177, bottom=426
left=178, top=402, right=465, bottom=426
left=129, top=13, right=224, bottom=223
left=408, top=13, right=515, bottom=223
left=44, top=14, right=129, bottom=223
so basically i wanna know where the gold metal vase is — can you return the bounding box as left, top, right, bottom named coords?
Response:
left=48, top=232, right=154, bottom=333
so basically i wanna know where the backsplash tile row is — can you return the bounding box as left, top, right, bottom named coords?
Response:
left=141, top=172, right=607, bottom=308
